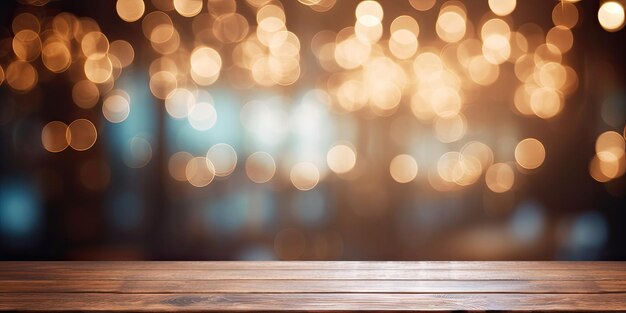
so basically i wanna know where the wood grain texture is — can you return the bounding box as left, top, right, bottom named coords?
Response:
left=2, top=279, right=626, bottom=294
left=2, top=292, right=626, bottom=311
left=1, top=261, right=625, bottom=311
left=3, top=268, right=626, bottom=280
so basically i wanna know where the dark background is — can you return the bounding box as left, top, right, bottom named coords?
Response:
left=0, top=0, right=625, bottom=260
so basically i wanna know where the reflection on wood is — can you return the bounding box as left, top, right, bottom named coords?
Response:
left=1, top=262, right=625, bottom=311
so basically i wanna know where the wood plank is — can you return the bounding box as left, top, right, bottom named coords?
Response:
left=2, top=268, right=625, bottom=281
left=2, top=262, right=625, bottom=311
left=2, top=261, right=625, bottom=271
left=2, top=292, right=625, bottom=311
left=1, top=279, right=625, bottom=294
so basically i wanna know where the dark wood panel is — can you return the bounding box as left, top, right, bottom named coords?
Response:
left=2, top=292, right=626, bottom=311
left=2, top=279, right=625, bottom=294
left=2, top=262, right=625, bottom=311
left=2, top=268, right=625, bottom=281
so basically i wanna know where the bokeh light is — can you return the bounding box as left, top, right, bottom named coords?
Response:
left=72, top=80, right=100, bottom=109
left=552, top=2, right=579, bottom=29
left=246, top=151, right=276, bottom=183
left=6, top=60, right=37, bottom=91
left=290, top=162, right=320, bottom=191
left=165, top=88, right=195, bottom=119
left=186, top=156, right=215, bottom=187
left=109, top=40, right=135, bottom=67
left=486, top=163, right=515, bottom=193
left=41, top=121, right=69, bottom=153
left=598, top=1, right=625, bottom=32
left=84, top=55, right=113, bottom=84
left=123, top=137, right=153, bottom=168
left=67, top=119, right=98, bottom=151
left=41, top=42, right=71, bottom=73
left=169, top=151, right=194, bottom=181
left=408, top=0, right=435, bottom=12
left=0, top=0, right=624, bottom=261
left=206, top=143, right=237, bottom=177
left=592, top=131, right=626, bottom=182
left=116, top=0, right=145, bottom=22
left=514, top=138, right=546, bottom=170
left=488, top=0, right=516, bottom=16
left=190, top=46, right=222, bottom=86
left=326, top=143, right=356, bottom=175
left=390, top=154, right=418, bottom=183
left=174, top=0, right=203, bottom=17
left=188, top=101, right=217, bottom=131
left=103, top=91, right=131, bottom=123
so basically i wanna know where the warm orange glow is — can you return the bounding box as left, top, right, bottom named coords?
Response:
left=84, top=55, right=113, bottom=83
left=186, top=156, right=215, bottom=187
left=174, top=0, right=203, bottom=17
left=67, top=119, right=98, bottom=151
left=109, top=40, right=135, bottom=67
left=327, top=144, right=357, bottom=175
left=546, top=26, right=573, bottom=53
left=6, top=60, right=37, bottom=92
left=515, top=138, right=546, bottom=170
left=165, top=88, right=195, bottom=119
left=434, top=114, right=467, bottom=143
left=552, top=2, right=579, bottom=29
left=42, top=121, right=69, bottom=153
left=103, top=91, right=131, bottom=123
left=116, top=0, right=145, bottom=22
left=488, top=0, right=516, bottom=16
left=13, top=29, right=41, bottom=61
left=169, top=151, right=194, bottom=181
left=190, top=46, right=222, bottom=86
left=485, top=163, right=515, bottom=193
left=72, top=80, right=100, bottom=109
left=149, top=71, right=177, bottom=99
left=408, top=0, right=435, bottom=11
left=0, top=1, right=616, bottom=210
left=188, top=101, right=217, bottom=131
left=290, top=162, right=320, bottom=190
left=390, top=154, right=418, bottom=183
left=436, top=4, right=466, bottom=43
left=596, top=131, right=625, bottom=161
left=42, top=41, right=71, bottom=73
left=461, top=141, right=494, bottom=170
left=246, top=152, right=276, bottom=183
left=598, top=1, right=625, bottom=32
left=206, top=143, right=238, bottom=177
left=213, top=13, right=249, bottom=43
left=81, top=31, right=109, bottom=58
left=12, top=12, right=40, bottom=34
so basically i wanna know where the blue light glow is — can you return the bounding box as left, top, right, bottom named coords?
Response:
left=106, top=191, right=143, bottom=230
left=204, top=187, right=276, bottom=234
left=0, top=181, right=41, bottom=240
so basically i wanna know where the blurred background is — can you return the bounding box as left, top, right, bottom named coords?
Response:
left=0, top=0, right=625, bottom=261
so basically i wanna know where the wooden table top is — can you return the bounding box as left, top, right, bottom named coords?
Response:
left=1, top=261, right=625, bottom=311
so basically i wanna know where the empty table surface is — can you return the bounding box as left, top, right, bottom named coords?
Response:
left=1, top=261, right=625, bottom=311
